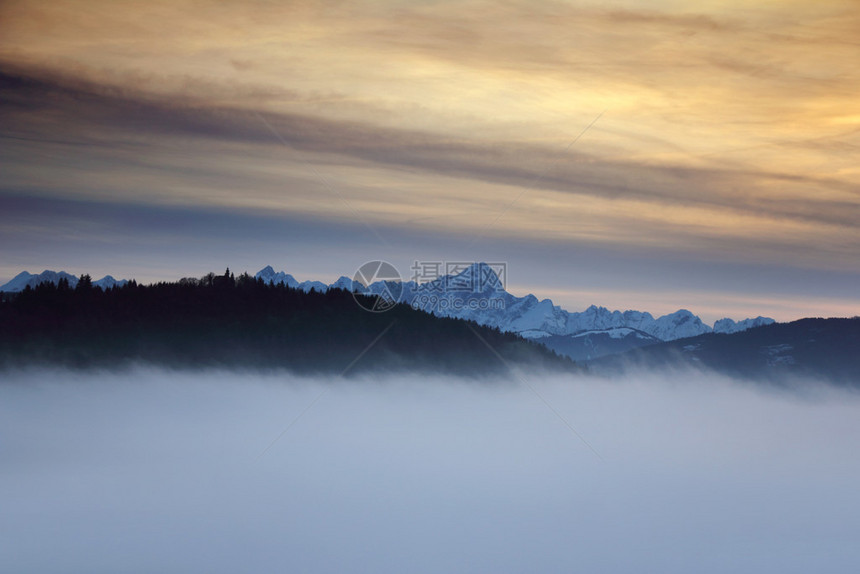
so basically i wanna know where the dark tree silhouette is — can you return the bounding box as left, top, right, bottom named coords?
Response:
left=76, top=274, right=92, bottom=291
left=0, top=270, right=575, bottom=376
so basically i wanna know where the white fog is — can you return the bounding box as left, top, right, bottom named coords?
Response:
left=2, top=368, right=859, bottom=573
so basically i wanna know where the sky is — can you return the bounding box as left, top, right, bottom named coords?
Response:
left=4, top=368, right=860, bottom=573
left=1, top=0, right=858, bottom=323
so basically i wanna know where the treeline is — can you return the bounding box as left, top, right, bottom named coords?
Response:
left=0, top=269, right=575, bottom=375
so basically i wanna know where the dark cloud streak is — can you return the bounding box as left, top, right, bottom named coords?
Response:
left=2, top=65, right=858, bottom=233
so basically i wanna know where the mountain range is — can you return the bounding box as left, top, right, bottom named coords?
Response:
left=2, top=264, right=855, bottom=383
left=255, top=263, right=774, bottom=359
left=0, top=271, right=569, bottom=375
left=1, top=264, right=774, bottom=362
left=0, top=270, right=127, bottom=292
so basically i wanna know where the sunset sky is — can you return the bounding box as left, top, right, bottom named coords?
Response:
left=1, top=0, right=858, bottom=322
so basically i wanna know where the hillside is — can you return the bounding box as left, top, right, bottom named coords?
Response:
left=592, top=317, right=860, bottom=385
left=0, top=272, right=575, bottom=376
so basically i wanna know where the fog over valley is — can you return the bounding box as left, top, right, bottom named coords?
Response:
left=3, top=368, right=860, bottom=573
left=3, top=1, right=859, bottom=570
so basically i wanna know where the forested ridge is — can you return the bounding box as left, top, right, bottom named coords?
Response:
left=593, top=316, right=860, bottom=385
left=0, top=270, right=575, bottom=375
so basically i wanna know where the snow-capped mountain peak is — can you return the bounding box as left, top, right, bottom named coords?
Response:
left=330, top=276, right=358, bottom=291
left=713, top=316, right=776, bottom=334
left=251, top=264, right=774, bottom=342
left=647, top=309, right=711, bottom=341
left=258, top=265, right=276, bottom=278
left=93, top=275, right=128, bottom=289
left=450, top=262, right=505, bottom=292
left=412, top=262, right=505, bottom=297
left=255, top=266, right=299, bottom=289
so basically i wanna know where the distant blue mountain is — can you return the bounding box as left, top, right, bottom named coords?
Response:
left=0, top=270, right=128, bottom=292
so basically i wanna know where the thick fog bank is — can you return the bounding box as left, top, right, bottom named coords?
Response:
left=2, top=368, right=860, bottom=573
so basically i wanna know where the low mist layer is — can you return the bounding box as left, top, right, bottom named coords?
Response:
left=3, top=368, right=860, bottom=573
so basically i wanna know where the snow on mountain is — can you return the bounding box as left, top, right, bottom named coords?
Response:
left=255, top=263, right=774, bottom=342
left=648, top=309, right=712, bottom=341
left=713, top=316, right=776, bottom=334
left=255, top=266, right=330, bottom=293
left=93, top=275, right=128, bottom=289
left=0, top=270, right=128, bottom=292
left=572, top=327, right=651, bottom=340
left=542, top=327, right=662, bottom=361
left=385, top=263, right=714, bottom=340
left=372, top=262, right=765, bottom=342
left=518, top=329, right=552, bottom=339
left=330, top=276, right=360, bottom=292
left=0, top=270, right=77, bottom=292
left=255, top=265, right=300, bottom=289
left=0, top=271, right=42, bottom=292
